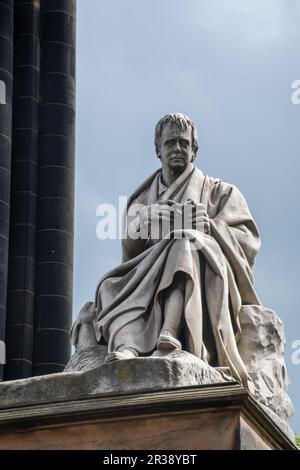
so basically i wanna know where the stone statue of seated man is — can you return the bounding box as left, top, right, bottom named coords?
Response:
left=69, top=113, right=293, bottom=425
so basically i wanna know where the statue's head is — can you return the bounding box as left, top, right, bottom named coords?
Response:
left=154, top=113, right=199, bottom=168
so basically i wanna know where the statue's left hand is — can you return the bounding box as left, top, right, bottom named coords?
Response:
left=186, top=202, right=210, bottom=234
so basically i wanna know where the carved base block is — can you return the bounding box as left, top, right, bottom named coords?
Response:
left=0, top=382, right=296, bottom=450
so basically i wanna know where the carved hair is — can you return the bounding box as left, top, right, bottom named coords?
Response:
left=154, top=112, right=199, bottom=158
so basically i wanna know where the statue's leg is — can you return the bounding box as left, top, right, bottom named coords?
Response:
left=104, top=321, right=141, bottom=363
left=157, top=272, right=185, bottom=350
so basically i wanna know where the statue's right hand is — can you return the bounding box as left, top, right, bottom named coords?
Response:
left=151, top=203, right=182, bottom=240
left=70, top=301, right=96, bottom=348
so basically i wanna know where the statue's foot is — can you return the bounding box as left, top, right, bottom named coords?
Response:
left=104, top=349, right=137, bottom=364
left=157, top=331, right=182, bottom=351
left=151, top=349, right=173, bottom=357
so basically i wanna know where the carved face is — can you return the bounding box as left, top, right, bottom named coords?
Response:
left=158, top=124, right=194, bottom=172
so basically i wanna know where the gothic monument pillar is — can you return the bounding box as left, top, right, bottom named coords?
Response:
left=0, top=0, right=76, bottom=380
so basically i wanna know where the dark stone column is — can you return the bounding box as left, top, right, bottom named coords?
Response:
left=33, top=0, right=76, bottom=375
left=4, top=0, right=40, bottom=380
left=0, top=0, right=14, bottom=380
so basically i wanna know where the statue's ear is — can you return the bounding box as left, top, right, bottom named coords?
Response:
left=192, top=148, right=198, bottom=161
left=155, top=142, right=161, bottom=158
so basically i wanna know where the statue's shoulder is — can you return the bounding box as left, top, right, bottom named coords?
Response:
left=204, top=174, right=233, bottom=194
left=199, top=172, right=247, bottom=208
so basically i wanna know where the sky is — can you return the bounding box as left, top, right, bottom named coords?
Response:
left=75, top=0, right=300, bottom=433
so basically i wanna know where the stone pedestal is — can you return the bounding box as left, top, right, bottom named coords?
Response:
left=0, top=383, right=296, bottom=450
left=0, top=356, right=296, bottom=450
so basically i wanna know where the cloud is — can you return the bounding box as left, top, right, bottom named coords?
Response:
left=193, top=0, right=300, bottom=48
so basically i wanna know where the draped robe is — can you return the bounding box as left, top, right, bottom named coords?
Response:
left=94, top=164, right=261, bottom=387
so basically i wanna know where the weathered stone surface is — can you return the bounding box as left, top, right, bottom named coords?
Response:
left=0, top=383, right=296, bottom=450
left=63, top=344, right=296, bottom=441
left=0, top=351, right=233, bottom=409
left=238, top=305, right=294, bottom=424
